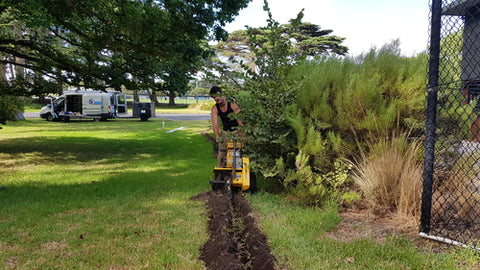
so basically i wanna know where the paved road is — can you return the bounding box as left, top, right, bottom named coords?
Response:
left=23, top=112, right=210, bottom=121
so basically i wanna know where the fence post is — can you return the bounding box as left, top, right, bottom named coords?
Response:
left=420, top=0, right=442, bottom=234
left=420, top=0, right=442, bottom=233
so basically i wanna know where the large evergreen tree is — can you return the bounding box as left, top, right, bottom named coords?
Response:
left=0, top=0, right=250, bottom=97
left=214, top=9, right=348, bottom=74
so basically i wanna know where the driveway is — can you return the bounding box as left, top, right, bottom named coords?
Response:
left=23, top=112, right=210, bottom=121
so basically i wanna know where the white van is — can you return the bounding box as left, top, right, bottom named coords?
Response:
left=40, top=91, right=127, bottom=121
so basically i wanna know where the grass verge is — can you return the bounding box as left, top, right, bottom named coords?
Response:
left=247, top=192, right=479, bottom=269
left=0, top=118, right=213, bottom=269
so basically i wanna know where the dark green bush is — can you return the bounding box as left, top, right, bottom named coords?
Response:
left=0, top=95, right=24, bottom=125
left=233, top=12, right=300, bottom=180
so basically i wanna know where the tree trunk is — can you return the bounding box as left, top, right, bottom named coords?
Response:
left=14, top=21, right=24, bottom=80
left=148, top=90, right=158, bottom=103
left=133, top=89, right=139, bottom=102
left=168, top=92, right=176, bottom=106
left=0, top=55, right=7, bottom=82
left=14, top=57, right=24, bottom=79
left=8, top=58, right=14, bottom=78
left=38, top=95, right=46, bottom=104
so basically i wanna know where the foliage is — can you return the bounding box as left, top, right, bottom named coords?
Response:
left=283, top=154, right=353, bottom=206
left=210, top=1, right=426, bottom=207
left=230, top=1, right=301, bottom=182
left=213, top=8, right=347, bottom=74
left=219, top=1, right=347, bottom=182
left=435, top=31, right=474, bottom=143
left=438, top=31, right=462, bottom=85
left=351, top=132, right=423, bottom=217
left=284, top=17, right=348, bottom=58
left=292, top=43, right=426, bottom=158
left=0, top=95, right=23, bottom=125
left=218, top=1, right=427, bottom=207
left=270, top=43, right=427, bottom=206
left=0, top=0, right=250, bottom=96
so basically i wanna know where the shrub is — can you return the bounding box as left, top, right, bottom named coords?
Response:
left=351, top=132, right=423, bottom=217
left=281, top=44, right=427, bottom=206
left=292, top=44, right=427, bottom=142
left=0, top=95, right=24, bottom=125
left=283, top=154, right=353, bottom=206
left=231, top=5, right=300, bottom=181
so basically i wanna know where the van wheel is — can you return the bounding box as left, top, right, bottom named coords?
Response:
left=46, top=114, right=53, bottom=121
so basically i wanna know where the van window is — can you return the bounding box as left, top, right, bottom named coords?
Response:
left=54, top=97, right=64, bottom=105
left=117, top=95, right=126, bottom=104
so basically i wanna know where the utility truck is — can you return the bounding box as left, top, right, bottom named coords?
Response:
left=40, top=91, right=127, bottom=121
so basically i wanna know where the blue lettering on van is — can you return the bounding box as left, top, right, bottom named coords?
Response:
left=88, top=98, right=102, bottom=105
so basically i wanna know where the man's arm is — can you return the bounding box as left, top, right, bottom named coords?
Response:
left=231, top=103, right=244, bottom=127
left=211, top=106, right=220, bottom=140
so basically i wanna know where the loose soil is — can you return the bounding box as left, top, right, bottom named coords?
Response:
left=191, top=191, right=277, bottom=270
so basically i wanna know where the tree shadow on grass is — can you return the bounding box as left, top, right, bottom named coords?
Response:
left=0, top=127, right=214, bottom=214
left=0, top=163, right=211, bottom=268
left=0, top=119, right=214, bottom=268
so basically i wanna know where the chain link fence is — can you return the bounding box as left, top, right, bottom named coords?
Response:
left=421, top=0, right=480, bottom=247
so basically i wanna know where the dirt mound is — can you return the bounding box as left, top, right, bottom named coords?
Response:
left=191, top=191, right=277, bottom=270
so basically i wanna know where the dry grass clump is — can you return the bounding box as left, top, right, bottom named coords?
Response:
left=351, top=133, right=423, bottom=219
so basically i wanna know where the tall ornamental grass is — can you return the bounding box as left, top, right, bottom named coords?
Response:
left=283, top=44, right=427, bottom=206
left=351, top=132, right=423, bottom=218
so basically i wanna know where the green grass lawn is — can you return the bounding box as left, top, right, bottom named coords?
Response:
left=248, top=193, right=478, bottom=269
left=0, top=118, right=477, bottom=269
left=0, top=118, right=213, bottom=269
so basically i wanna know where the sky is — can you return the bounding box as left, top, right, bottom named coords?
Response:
left=223, top=0, right=431, bottom=57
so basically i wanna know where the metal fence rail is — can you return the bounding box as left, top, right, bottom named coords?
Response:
left=422, top=0, right=480, bottom=248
